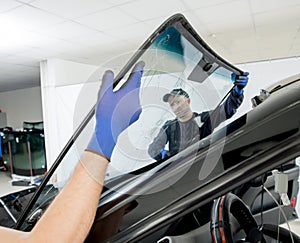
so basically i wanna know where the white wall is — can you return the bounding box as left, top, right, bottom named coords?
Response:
left=0, top=87, right=43, bottom=129
left=40, top=58, right=101, bottom=169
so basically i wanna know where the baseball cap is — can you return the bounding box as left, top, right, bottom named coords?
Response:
left=163, top=88, right=189, bottom=102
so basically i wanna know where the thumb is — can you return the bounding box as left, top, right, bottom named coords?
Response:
left=122, top=61, right=145, bottom=93
left=98, top=70, right=114, bottom=99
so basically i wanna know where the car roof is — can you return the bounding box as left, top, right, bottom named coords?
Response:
left=267, top=73, right=300, bottom=93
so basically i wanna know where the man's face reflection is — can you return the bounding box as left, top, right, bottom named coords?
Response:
left=168, top=95, right=192, bottom=122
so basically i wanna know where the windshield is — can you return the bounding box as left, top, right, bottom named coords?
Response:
left=17, top=15, right=242, bottom=230
left=108, top=27, right=235, bottom=177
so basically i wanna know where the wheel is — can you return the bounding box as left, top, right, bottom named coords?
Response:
left=210, top=193, right=300, bottom=243
left=211, top=192, right=265, bottom=243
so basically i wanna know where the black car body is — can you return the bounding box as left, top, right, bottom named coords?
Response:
left=3, top=13, right=300, bottom=242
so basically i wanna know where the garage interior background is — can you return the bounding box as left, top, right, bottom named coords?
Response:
left=0, top=0, right=300, bottom=216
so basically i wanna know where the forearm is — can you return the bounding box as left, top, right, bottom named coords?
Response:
left=209, top=91, right=244, bottom=131
left=28, top=152, right=108, bottom=243
left=224, top=91, right=244, bottom=118
left=148, top=131, right=168, bottom=160
left=148, top=143, right=163, bottom=160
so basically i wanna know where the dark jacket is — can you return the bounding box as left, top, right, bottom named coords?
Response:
left=148, top=90, right=244, bottom=160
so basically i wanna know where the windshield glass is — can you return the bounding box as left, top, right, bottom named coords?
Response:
left=18, top=18, right=241, bottom=231
left=109, top=26, right=234, bottom=177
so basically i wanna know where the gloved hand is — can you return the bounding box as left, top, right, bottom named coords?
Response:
left=160, top=149, right=169, bottom=159
left=86, top=61, right=145, bottom=160
left=231, top=72, right=249, bottom=95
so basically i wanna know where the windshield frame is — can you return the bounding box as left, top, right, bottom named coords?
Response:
left=15, top=13, right=244, bottom=229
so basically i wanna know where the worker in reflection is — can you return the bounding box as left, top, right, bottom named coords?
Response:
left=0, top=62, right=145, bottom=243
left=148, top=72, right=249, bottom=161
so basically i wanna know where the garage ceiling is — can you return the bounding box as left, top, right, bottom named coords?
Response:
left=0, top=0, right=299, bottom=92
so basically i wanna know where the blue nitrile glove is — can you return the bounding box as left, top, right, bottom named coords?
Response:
left=160, top=149, right=169, bottom=159
left=86, top=61, right=145, bottom=160
left=231, top=72, right=249, bottom=95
